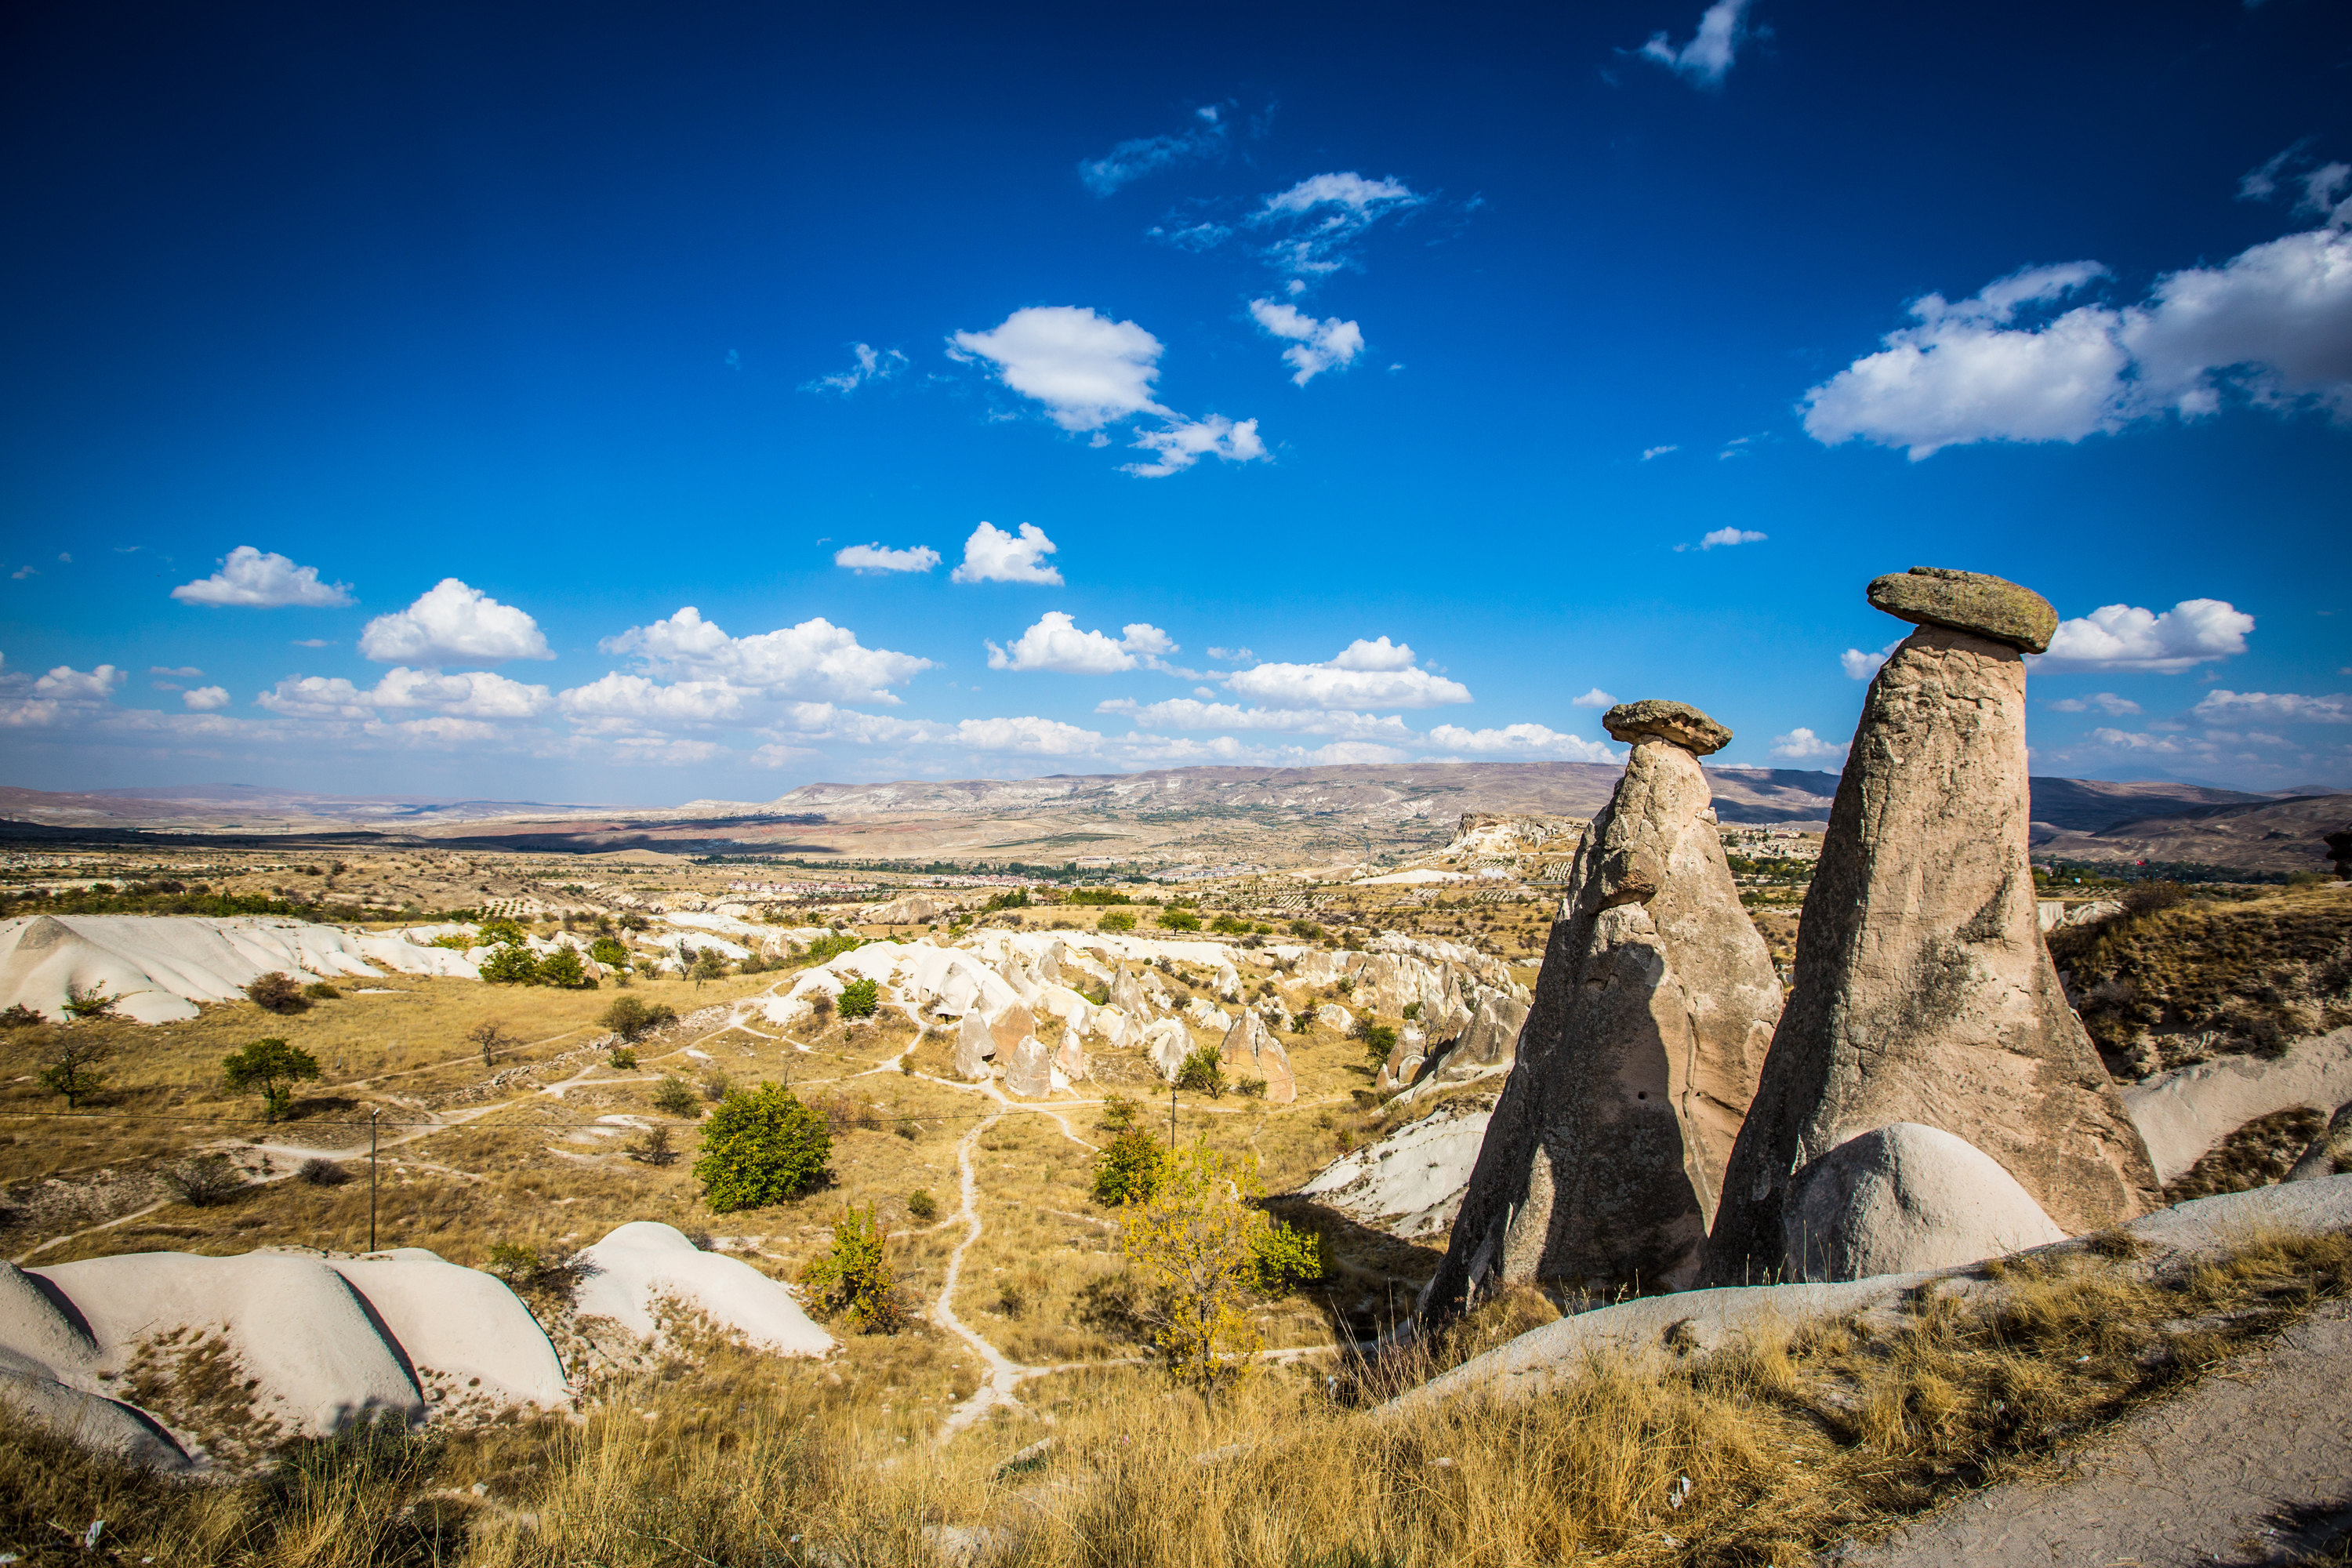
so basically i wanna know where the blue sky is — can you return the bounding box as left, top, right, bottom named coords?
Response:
left=2, top=0, right=2347, bottom=803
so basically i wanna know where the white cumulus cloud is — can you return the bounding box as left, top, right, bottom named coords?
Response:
left=1771, top=727, right=1847, bottom=762
left=358, top=579, right=551, bottom=665
left=1636, top=0, right=1756, bottom=87
left=260, top=668, right=553, bottom=720
left=952, top=521, right=1064, bottom=586
left=950, top=305, right=1269, bottom=477
left=2046, top=692, right=2143, bottom=715
left=987, top=612, right=1178, bottom=674
left=1803, top=214, right=2352, bottom=458
left=1248, top=299, right=1365, bottom=384
left=1225, top=639, right=1471, bottom=710
left=180, top=686, right=230, bottom=711
left=172, top=546, right=354, bottom=608
left=599, top=607, right=930, bottom=702
left=1842, top=641, right=1899, bottom=680
left=2191, top=689, right=2350, bottom=724
left=32, top=665, right=125, bottom=701
left=2032, top=599, right=2255, bottom=673
left=834, top=542, right=941, bottom=574
left=1699, top=528, right=1766, bottom=550
left=1571, top=688, right=1616, bottom=708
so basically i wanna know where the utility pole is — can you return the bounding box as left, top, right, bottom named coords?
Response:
left=368, top=1109, right=379, bottom=1254
left=1169, top=1076, right=1177, bottom=1151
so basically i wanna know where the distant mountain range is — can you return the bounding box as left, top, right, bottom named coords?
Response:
left=0, top=764, right=2341, bottom=873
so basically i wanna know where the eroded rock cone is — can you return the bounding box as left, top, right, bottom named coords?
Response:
left=1704, top=568, right=2161, bottom=1287
left=1218, top=1010, right=1297, bottom=1104
left=1422, top=700, right=1782, bottom=1312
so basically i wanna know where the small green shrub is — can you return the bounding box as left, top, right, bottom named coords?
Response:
left=1091, top=1127, right=1168, bottom=1206
left=1158, top=909, right=1203, bottom=932
left=539, top=947, right=596, bottom=989
left=243, top=972, right=309, bottom=1014
left=653, top=1075, right=702, bottom=1118
left=1099, top=910, right=1138, bottom=933
left=907, top=1189, right=940, bottom=1222
left=222, top=1037, right=320, bottom=1122
left=604, top=995, right=677, bottom=1040
left=608, top=1045, right=639, bottom=1070
left=802, top=1203, right=902, bottom=1332
left=478, top=944, right=543, bottom=985
left=303, top=981, right=341, bottom=1000
left=1174, top=1044, right=1225, bottom=1098
left=837, top=977, right=880, bottom=1019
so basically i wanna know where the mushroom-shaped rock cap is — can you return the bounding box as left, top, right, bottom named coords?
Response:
left=1602, top=699, right=1731, bottom=755
left=1866, top=567, right=2058, bottom=654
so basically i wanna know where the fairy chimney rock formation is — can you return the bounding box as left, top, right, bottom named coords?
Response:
left=1219, top=1009, right=1297, bottom=1105
left=1704, top=568, right=2161, bottom=1286
left=1422, top=699, right=1782, bottom=1311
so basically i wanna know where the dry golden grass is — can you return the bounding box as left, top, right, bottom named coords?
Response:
left=13, top=1228, right=2348, bottom=1567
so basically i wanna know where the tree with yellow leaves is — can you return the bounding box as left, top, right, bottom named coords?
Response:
left=1117, top=1140, right=1326, bottom=1392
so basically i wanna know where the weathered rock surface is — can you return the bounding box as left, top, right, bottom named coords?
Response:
left=1142, top=1018, right=1192, bottom=1082
left=1865, top=565, right=2059, bottom=653
left=1424, top=705, right=1782, bottom=1310
left=1294, top=1094, right=1496, bottom=1240
left=953, top=1011, right=995, bottom=1080
left=1782, top=1122, right=2068, bottom=1282
left=1002, top=1034, right=1054, bottom=1098
left=1432, top=993, right=1530, bottom=1083
left=2121, top=1026, right=2352, bottom=1184
left=1601, top=699, right=1733, bottom=754
left=1218, top=1009, right=1297, bottom=1104
left=1705, top=597, right=2161, bottom=1287
left=1110, top=965, right=1150, bottom=1018
left=2289, top=1099, right=2352, bottom=1181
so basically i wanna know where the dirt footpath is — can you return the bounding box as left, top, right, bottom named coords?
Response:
left=1837, top=1298, right=2352, bottom=1566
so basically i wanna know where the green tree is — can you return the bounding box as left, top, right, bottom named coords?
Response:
left=1174, top=1044, right=1226, bottom=1098
left=1287, top=920, right=1319, bottom=939
left=589, top=936, right=630, bottom=968
left=478, top=916, right=526, bottom=945
left=837, top=977, right=880, bottom=1019
left=38, top=1034, right=110, bottom=1109
left=1091, top=1127, right=1167, bottom=1206
left=695, top=1083, right=832, bottom=1211
left=690, top=948, right=729, bottom=985
left=1210, top=913, right=1251, bottom=935
left=222, top=1037, right=321, bottom=1123
left=1098, top=910, right=1137, bottom=933
left=801, top=1203, right=903, bottom=1332
left=478, top=944, right=543, bottom=985
left=1119, top=1142, right=1284, bottom=1391
left=1157, top=909, right=1203, bottom=932
left=539, top=946, right=595, bottom=989
left=1352, top=1016, right=1398, bottom=1070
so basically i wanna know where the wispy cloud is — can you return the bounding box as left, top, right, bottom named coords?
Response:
left=1636, top=0, right=1757, bottom=88
left=1079, top=104, right=1231, bottom=196
left=833, top=542, right=941, bottom=574
left=802, top=343, right=907, bottom=394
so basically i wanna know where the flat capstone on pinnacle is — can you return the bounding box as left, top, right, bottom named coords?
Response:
left=1602, top=699, right=1732, bottom=755
left=1864, top=566, right=2060, bottom=654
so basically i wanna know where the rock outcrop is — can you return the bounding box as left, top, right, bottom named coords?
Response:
left=1424, top=700, right=1783, bottom=1310
left=1218, top=1010, right=1297, bottom=1104
left=1705, top=568, right=2161, bottom=1287
left=953, top=1011, right=995, bottom=1080
left=1002, top=1034, right=1055, bottom=1098
left=1783, top=1122, right=2068, bottom=1280
left=1142, top=1018, right=1192, bottom=1082
left=2290, top=1102, right=2352, bottom=1181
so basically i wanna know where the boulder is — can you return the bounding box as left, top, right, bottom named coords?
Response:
left=1089, top=1004, right=1135, bottom=1051
left=1142, top=1018, right=1192, bottom=1081
left=1002, top=1035, right=1054, bottom=1098
left=1316, top=1002, right=1356, bottom=1033
left=954, top=1011, right=996, bottom=1081
left=1601, top=698, right=1733, bottom=754
left=2290, top=1101, right=2352, bottom=1181
left=1218, top=1010, right=1297, bottom=1104
left=1705, top=576, right=2160, bottom=1287
left=1864, top=564, right=2059, bottom=653
left=1782, top=1123, right=2068, bottom=1282
left=575, top=1223, right=830, bottom=1356
left=1425, top=702, right=1782, bottom=1309
left=1052, top=1030, right=1090, bottom=1084
left=989, top=1000, right=1038, bottom=1060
